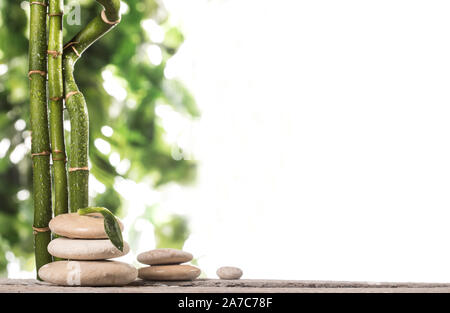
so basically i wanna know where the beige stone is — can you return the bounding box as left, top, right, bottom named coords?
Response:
left=38, top=260, right=137, bottom=286
left=49, top=213, right=124, bottom=239
left=217, top=266, right=243, bottom=280
left=47, top=238, right=129, bottom=260
left=138, top=265, right=201, bottom=281
left=137, top=248, right=193, bottom=265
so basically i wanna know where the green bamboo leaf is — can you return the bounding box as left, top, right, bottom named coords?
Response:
left=77, top=207, right=124, bottom=252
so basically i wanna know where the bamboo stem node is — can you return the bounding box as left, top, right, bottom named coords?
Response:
left=48, top=12, right=63, bottom=16
left=49, top=96, right=63, bottom=101
left=52, top=157, right=67, bottom=162
left=69, top=167, right=89, bottom=172
left=101, top=10, right=121, bottom=25
left=30, top=1, right=47, bottom=7
left=32, top=226, right=50, bottom=235
left=52, top=150, right=66, bottom=162
left=65, top=90, right=80, bottom=101
left=28, top=70, right=46, bottom=80
left=31, top=151, right=51, bottom=157
left=47, top=50, right=62, bottom=58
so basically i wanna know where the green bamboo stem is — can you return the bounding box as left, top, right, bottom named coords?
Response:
left=63, top=0, right=121, bottom=212
left=48, top=0, right=68, bottom=217
left=29, top=0, right=53, bottom=279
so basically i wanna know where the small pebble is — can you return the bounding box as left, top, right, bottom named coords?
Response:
left=216, top=266, right=243, bottom=280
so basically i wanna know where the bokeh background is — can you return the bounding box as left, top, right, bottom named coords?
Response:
left=3, top=0, right=450, bottom=282
left=0, top=0, right=196, bottom=276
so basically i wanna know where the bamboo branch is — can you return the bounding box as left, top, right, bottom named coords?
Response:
left=48, top=0, right=68, bottom=217
left=63, top=0, right=121, bottom=212
left=29, top=0, right=53, bottom=278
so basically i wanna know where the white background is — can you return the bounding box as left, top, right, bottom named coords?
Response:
left=161, top=0, right=450, bottom=282
left=8, top=0, right=450, bottom=282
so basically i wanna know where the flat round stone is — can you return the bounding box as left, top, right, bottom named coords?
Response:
left=38, top=260, right=137, bottom=286
left=137, top=248, right=193, bottom=265
left=138, top=265, right=201, bottom=281
left=49, top=213, right=124, bottom=239
left=47, top=238, right=130, bottom=260
left=216, top=266, right=243, bottom=280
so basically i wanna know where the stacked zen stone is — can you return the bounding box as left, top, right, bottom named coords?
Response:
left=38, top=213, right=137, bottom=286
left=137, top=248, right=201, bottom=281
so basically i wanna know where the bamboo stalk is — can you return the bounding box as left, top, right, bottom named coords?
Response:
left=48, top=0, right=68, bottom=217
left=29, top=0, right=53, bottom=279
left=63, top=0, right=121, bottom=212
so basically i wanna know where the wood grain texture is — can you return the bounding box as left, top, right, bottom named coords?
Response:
left=2, top=279, right=450, bottom=293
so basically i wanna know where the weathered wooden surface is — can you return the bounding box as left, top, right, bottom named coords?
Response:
left=1, top=278, right=450, bottom=293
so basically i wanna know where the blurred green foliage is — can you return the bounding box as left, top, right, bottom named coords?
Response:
left=0, top=0, right=197, bottom=275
